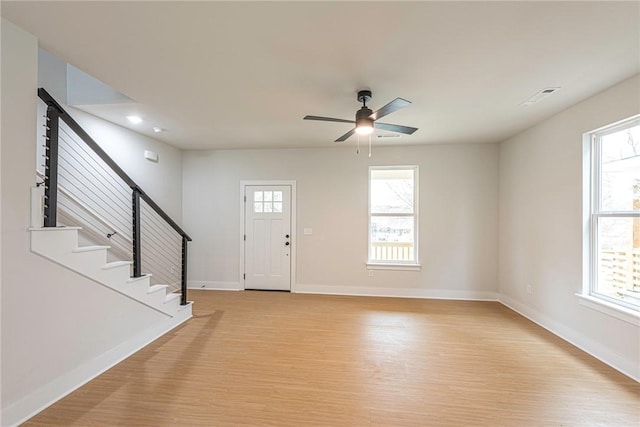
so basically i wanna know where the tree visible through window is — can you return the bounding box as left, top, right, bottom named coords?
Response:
left=369, top=166, right=418, bottom=264
left=588, top=117, right=640, bottom=311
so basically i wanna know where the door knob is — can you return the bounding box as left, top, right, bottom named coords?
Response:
left=285, top=234, right=290, bottom=238
left=285, top=242, right=290, bottom=246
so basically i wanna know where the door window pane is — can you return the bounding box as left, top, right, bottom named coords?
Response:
left=273, top=202, right=283, bottom=213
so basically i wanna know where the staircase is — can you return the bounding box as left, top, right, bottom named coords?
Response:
left=30, top=192, right=192, bottom=321
left=32, top=87, right=193, bottom=324
left=30, top=227, right=190, bottom=318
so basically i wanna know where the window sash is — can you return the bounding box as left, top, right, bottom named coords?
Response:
left=588, top=118, right=640, bottom=312
left=368, top=166, right=418, bottom=265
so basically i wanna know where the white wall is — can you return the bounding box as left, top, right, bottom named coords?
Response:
left=36, top=48, right=183, bottom=223
left=183, top=143, right=499, bottom=299
left=66, top=107, right=183, bottom=223
left=499, top=74, right=640, bottom=380
left=37, top=49, right=67, bottom=104
left=0, top=19, right=171, bottom=426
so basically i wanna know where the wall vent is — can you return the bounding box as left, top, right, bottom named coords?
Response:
left=521, top=87, right=561, bottom=106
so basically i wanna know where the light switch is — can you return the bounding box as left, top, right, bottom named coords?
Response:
left=303, top=228, right=313, bottom=235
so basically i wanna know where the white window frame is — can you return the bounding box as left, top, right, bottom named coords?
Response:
left=580, top=115, right=640, bottom=323
left=367, top=165, right=420, bottom=271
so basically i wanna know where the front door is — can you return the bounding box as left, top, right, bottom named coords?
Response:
left=244, top=185, right=291, bottom=290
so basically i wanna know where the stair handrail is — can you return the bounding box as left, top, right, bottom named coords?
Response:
left=38, top=88, right=191, bottom=305
left=38, top=88, right=191, bottom=241
left=36, top=170, right=133, bottom=245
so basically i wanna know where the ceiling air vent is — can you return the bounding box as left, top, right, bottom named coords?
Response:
left=521, top=87, right=561, bottom=106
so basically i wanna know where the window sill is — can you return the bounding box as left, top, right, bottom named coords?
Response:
left=576, top=293, right=640, bottom=326
left=366, top=263, right=421, bottom=271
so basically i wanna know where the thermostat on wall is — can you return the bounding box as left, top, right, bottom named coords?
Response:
left=144, top=150, right=158, bottom=162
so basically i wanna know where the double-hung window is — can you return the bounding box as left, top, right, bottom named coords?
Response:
left=368, top=166, right=419, bottom=269
left=586, top=115, right=640, bottom=313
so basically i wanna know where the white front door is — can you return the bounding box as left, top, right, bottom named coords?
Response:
left=244, top=185, right=291, bottom=290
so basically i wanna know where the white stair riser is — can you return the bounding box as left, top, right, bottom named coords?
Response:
left=163, top=294, right=182, bottom=311
left=52, top=249, right=108, bottom=273
left=94, top=265, right=133, bottom=285
left=31, top=229, right=80, bottom=254
left=146, top=288, right=169, bottom=306
left=124, top=276, right=153, bottom=296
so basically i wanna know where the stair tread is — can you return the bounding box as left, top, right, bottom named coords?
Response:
left=103, top=260, right=132, bottom=270
left=29, top=226, right=82, bottom=231
left=148, top=284, right=169, bottom=294
left=127, top=274, right=152, bottom=283
left=73, top=245, right=110, bottom=253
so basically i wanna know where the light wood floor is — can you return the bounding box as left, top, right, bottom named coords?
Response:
left=24, top=290, right=639, bottom=426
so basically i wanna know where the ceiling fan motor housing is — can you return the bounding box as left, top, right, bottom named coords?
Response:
left=356, top=107, right=374, bottom=130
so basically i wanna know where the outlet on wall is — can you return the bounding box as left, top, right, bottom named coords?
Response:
left=526, top=284, right=533, bottom=295
left=368, top=270, right=374, bottom=277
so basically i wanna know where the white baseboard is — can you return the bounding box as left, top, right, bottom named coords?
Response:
left=188, top=281, right=241, bottom=291
left=293, top=283, right=498, bottom=301
left=1, top=310, right=192, bottom=427
left=499, top=294, right=639, bottom=382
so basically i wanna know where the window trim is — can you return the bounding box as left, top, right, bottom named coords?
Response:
left=583, top=114, right=640, bottom=314
left=367, top=165, right=420, bottom=269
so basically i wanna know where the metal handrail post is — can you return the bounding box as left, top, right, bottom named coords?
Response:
left=132, top=188, right=142, bottom=278
left=44, top=106, right=60, bottom=227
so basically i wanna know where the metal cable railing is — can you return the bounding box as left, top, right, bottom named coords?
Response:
left=37, top=88, right=191, bottom=305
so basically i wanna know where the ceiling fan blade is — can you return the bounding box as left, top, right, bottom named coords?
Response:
left=304, top=115, right=354, bottom=124
left=335, top=128, right=356, bottom=142
left=369, top=98, right=411, bottom=121
left=374, top=122, right=418, bottom=135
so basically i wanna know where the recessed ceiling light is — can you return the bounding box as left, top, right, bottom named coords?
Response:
left=152, top=126, right=165, bottom=133
left=127, top=115, right=143, bottom=124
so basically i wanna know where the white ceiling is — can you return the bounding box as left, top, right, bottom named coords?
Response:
left=2, top=1, right=639, bottom=150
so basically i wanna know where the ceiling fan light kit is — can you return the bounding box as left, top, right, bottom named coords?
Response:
left=355, top=110, right=374, bottom=135
left=304, top=89, right=418, bottom=143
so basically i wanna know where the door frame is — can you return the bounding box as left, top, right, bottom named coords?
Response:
left=240, top=180, right=297, bottom=292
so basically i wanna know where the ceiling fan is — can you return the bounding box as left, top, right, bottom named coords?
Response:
left=304, top=90, right=418, bottom=142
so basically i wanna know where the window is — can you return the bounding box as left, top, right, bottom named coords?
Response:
left=586, top=116, right=640, bottom=313
left=368, top=166, right=419, bottom=268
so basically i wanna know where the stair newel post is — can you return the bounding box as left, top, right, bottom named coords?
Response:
left=44, top=105, right=60, bottom=227
left=181, top=235, right=188, bottom=305
left=132, top=188, right=142, bottom=278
